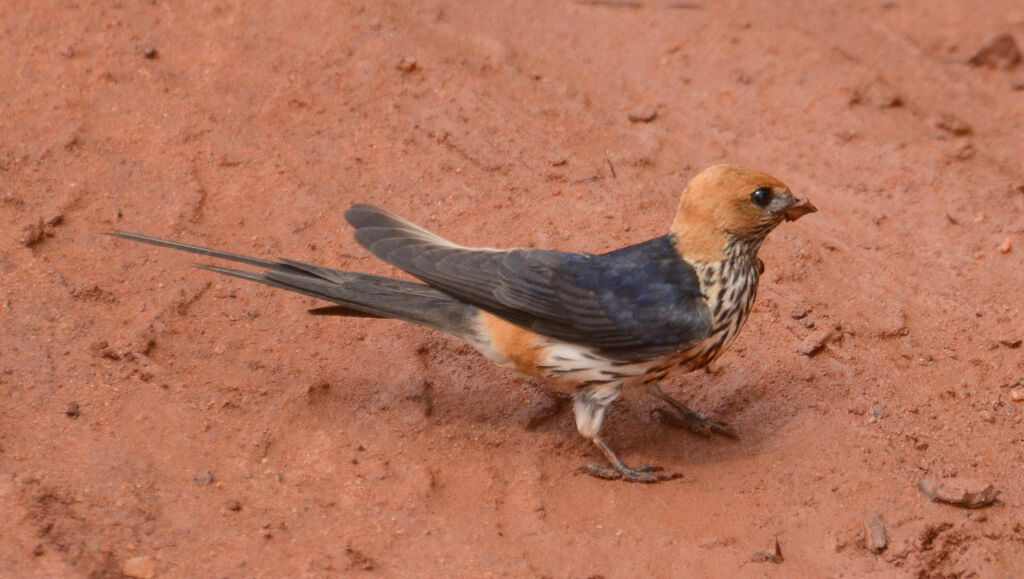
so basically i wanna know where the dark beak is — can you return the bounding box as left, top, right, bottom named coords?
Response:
left=783, top=197, right=817, bottom=222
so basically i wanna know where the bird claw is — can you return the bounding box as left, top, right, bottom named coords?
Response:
left=651, top=408, right=738, bottom=439
left=578, top=463, right=682, bottom=483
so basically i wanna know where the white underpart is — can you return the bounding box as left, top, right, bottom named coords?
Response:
left=541, top=341, right=652, bottom=439
left=470, top=332, right=644, bottom=380
left=543, top=342, right=647, bottom=382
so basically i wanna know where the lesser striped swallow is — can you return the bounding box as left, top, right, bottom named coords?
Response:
left=109, top=164, right=816, bottom=483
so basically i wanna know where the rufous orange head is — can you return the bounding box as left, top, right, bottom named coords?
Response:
left=670, top=164, right=816, bottom=261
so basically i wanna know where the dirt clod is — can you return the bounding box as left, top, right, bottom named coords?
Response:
left=136, top=43, right=159, bottom=59
left=875, top=307, right=908, bottom=338
left=627, top=107, right=657, bottom=123
left=18, top=221, right=46, bottom=247
left=123, top=555, right=156, bottom=579
left=17, top=213, right=63, bottom=247
left=90, top=340, right=121, bottom=360
left=934, top=113, right=972, bottom=136
left=346, top=545, right=375, bottom=571
left=919, top=477, right=999, bottom=508
left=797, top=328, right=833, bottom=356
left=307, top=381, right=332, bottom=405
left=65, top=402, right=80, bottom=418
left=190, top=471, right=214, bottom=485
left=864, top=511, right=888, bottom=553
left=396, top=56, right=418, bottom=73
left=967, top=33, right=1021, bottom=70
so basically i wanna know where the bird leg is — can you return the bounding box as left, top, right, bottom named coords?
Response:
left=580, top=437, right=681, bottom=483
left=573, top=385, right=681, bottom=483
left=648, top=383, right=737, bottom=439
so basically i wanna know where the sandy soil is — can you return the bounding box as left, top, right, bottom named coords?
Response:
left=3, top=1, right=1024, bottom=576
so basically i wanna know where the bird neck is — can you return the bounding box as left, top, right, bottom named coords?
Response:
left=724, top=232, right=768, bottom=261
left=670, top=215, right=729, bottom=261
left=690, top=250, right=763, bottom=326
left=671, top=221, right=768, bottom=263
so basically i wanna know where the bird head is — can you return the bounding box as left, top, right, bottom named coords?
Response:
left=670, top=164, right=816, bottom=261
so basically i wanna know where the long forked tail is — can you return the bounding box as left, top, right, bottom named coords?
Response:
left=106, top=231, right=479, bottom=336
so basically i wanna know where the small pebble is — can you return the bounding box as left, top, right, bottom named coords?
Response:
left=1010, top=389, right=1024, bottom=402
left=136, top=43, right=158, bottom=59
left=797, top=328, right=833, bottom=356
left=954, top=144, right=975, bottom=160
left=627, top=107, right=658, bottom=123
left=980, top=410, right=995, bottom=423
left=863, top=512, right=888, bottom=553
left=967, top=33, right=1022, bottom=70
left=190, top=471, right=214, bottom=485
left=396, top=57, right=418, bottom=73
left=934, top=113, right=972, bottom=136
left=998, top=236, right=1012, bottom=254
left=919, top=476, right=999, bottom=508
left=123, top=556, right=156, bottom=579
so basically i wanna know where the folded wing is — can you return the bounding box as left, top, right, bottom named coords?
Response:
left=345, top=204, right=712, bottom=359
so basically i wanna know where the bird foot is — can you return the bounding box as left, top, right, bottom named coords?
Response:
left=651, top=407, right=738, bottom=439
left=578, top=463, right=682, bottom=483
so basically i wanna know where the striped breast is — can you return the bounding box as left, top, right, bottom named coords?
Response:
left=674, top=254, right=762, bottom=371
left=627, top=254, right=761, bottom=385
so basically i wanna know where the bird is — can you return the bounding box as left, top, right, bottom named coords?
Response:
left=108, top=164, right=816, bottom=483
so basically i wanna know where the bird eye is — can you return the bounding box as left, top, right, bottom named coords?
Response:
left=751, top=187, right=773, bottom=207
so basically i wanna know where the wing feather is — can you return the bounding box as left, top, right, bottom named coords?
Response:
left=345, top=205, right=712, bottom=359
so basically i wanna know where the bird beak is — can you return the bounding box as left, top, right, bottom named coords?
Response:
left=783, top=198, right=817, bottom=222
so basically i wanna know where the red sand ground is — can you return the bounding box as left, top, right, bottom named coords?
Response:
left=3, top=1, right=1024, bottom=576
